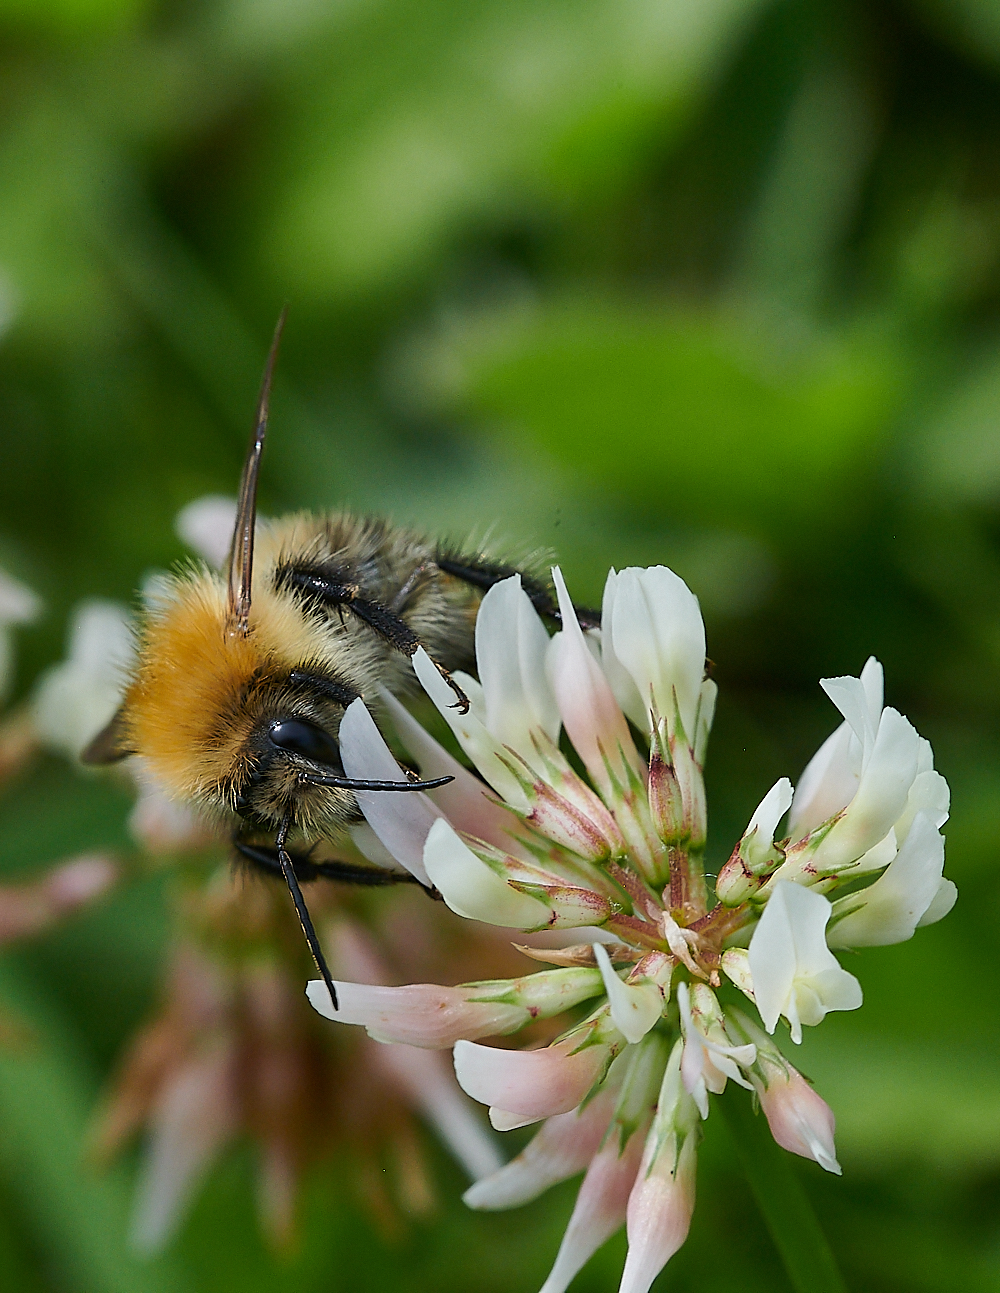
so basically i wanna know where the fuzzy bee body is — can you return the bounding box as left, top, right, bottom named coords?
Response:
left=118, top=511, right=513, bottom=842
left=83, top=314, right=593, bottom=1006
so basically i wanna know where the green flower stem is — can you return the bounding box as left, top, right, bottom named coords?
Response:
left=718, top=1085, right=848, bottom=1293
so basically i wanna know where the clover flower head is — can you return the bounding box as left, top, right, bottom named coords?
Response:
left=308, top=564, right=955, bottom=1292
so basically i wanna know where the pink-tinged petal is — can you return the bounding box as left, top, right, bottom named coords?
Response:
left=130, top=1040, right=239, bottom=1252
left=174, top=495, right=238, bottom=568
left=306, top=979, right=529, bottom=1046
left=0, top=854, right=118, bottom=943
left=549, top=566, right=642, bottom=794
left=476, top=575, right=561, bottom=750
left=454, top=1036, right=611, bottom=1121
left=489, top=1107, right=541, bottom=1131
left=371, top=1036, right=502, bottom=1180
left=339, top=698, right=440, bottom=885
left=464, top=1089, right=617, bottom=1210
left=619, top=1133, right=697, bottom=1293
left=539, top=1126, right=647, bottom=1293
left=379, top=688, right=517, bottom=847
left=757, top=1065, right=840, bottom=1174
left=424, top=818, right=550, bottom=928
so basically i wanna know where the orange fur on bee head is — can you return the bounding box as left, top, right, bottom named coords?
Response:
left=122, top=569, right=340, bottom=809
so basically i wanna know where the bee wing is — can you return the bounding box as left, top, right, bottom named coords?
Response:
left=80, top=705, right=134, bottom=764
left=227, top=308, right=287, bottom=635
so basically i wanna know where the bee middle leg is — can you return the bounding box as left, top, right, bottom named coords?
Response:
left=234, top=838, right=428, bottom=889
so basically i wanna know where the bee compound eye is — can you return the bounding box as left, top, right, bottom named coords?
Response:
left=267, top=718, right=343, bottom=769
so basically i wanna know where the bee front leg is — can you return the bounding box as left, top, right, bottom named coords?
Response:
left=278, top=567, right=471, bottom=712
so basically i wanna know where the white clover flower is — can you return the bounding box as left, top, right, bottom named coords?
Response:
left=33, top=600, right=134, bottom=758
left=747, top=881, right=862, bottom=1043
left=304, top=568, right=954, bottom=1292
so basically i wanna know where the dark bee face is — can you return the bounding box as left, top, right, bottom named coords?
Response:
left=235, top=714, right=361, bottom=834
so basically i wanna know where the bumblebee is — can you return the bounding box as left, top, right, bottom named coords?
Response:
left=83, top=314, right=595, bottom=1007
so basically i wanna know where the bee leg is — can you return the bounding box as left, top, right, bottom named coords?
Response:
left=274, top=814, right=339, bottom=1010
left=234, top=838, right=442, bottom=898
left=280, top=568, right=471, bottom=712
left=435, top=554, right=601, bottom=629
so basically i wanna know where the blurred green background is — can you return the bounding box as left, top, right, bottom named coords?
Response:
left=0, top=0, right=998, bottom=1289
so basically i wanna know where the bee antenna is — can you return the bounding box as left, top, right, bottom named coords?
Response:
left=299, top=772, right=455, bottom=792
left=227, top=307, right=288, bottom=637
left=274, top=812, right=339, bottom=1012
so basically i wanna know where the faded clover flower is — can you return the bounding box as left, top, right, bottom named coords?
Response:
left=306, top=566, right=955, bottom=1293
left=34, top=499, right=514, bottom=1248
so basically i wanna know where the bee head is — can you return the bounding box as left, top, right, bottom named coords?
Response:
left=81, top=569, right=371, bottom=832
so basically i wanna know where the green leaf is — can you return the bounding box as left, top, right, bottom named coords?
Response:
left=718, top=1084, right=848, bottom=1293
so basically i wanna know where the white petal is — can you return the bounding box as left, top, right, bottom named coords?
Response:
left=917, top=878, right=958, bottom=926
left=594, top=944, right=662, bottom=1045
left=348, top=822, right=401, bottom=869
left=821, top=675, right=877, bottom=751
left=600, top=570, right=647, bottom=730
left=748, top=882, right=862, bottom=1039
left=489, top=1107, right=541, bottom=1131
left=809, top=708, right=920, bottom=872
left=747, top=778, right=794, bottom=842
left=608, top=566, right=705, bottom=737
left=828, top=813, right=947, bottom=948
left=423, top=818, right=549, bottom=928
left=464, top=1090, right=615, bottom=1210
left=413, top=648, right=531, bottom=808
left=747, top=888, right=799, bottom=1035
left=174, top=495, right=237, bottom=567
left=789, top=722, right=857, bottom=840
left=338, top=698, right=438, bottom=885
left=476, top=575, right=560, bottom=749
left=894, top=769, right=950, bottom=844
left=859, top=655, right=884, bottom=717
left=379, top=688, right=517, bottom=847
left=33, top=601, right=135, bottom=757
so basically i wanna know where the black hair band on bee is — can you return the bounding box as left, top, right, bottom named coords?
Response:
left=274, top=812, right=339, bottom=1012
left=298, top=772, right=455, bottom=792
